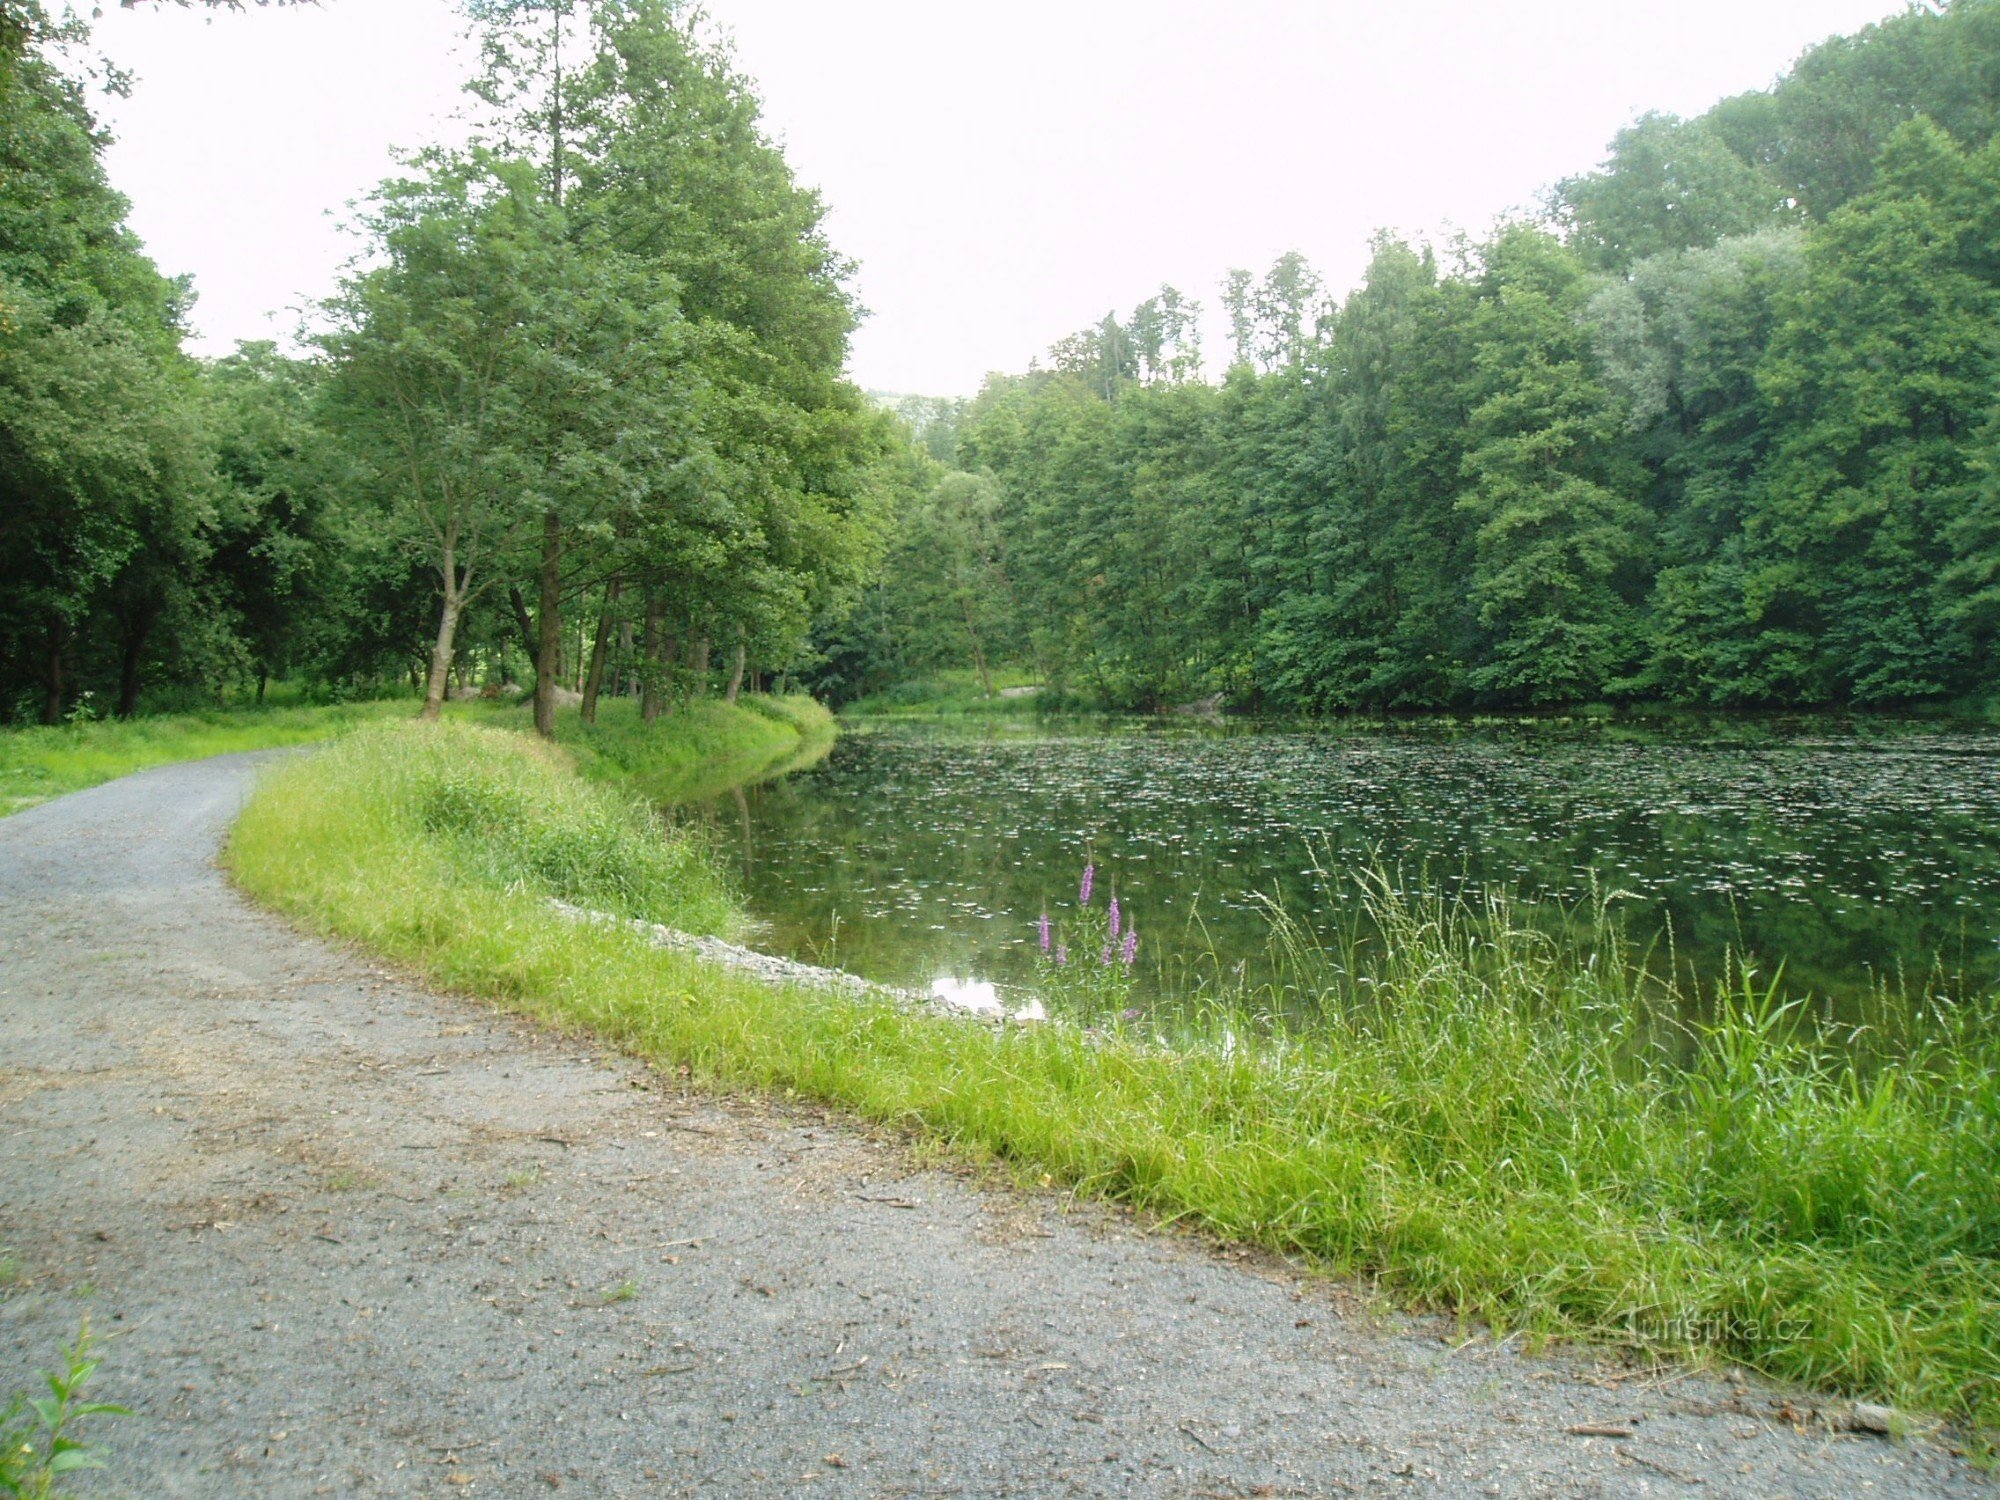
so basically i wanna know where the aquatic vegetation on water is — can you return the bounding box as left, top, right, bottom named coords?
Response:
left=696, top=718, right=2000, bottom=1016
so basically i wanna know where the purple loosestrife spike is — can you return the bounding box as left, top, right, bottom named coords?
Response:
left=1079, top=864, right=1094, bottom=906
left=1108, top=897, right=1121, bottom=940
left=1100, top=942, right=1113, bottom=966
left=1038, top=912, right=1051, bottom=953
left=1056, top=943, right=1068, bottom=968
left=1121, top=929, right=1138, bottom=967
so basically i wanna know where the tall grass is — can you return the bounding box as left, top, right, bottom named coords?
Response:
left=229, top=720, right=2000, bottom=1441
left=234, top=721, right=740, bottom=935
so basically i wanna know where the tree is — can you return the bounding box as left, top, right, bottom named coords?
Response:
left=1252, top=251, right=1326, bottom=369
left=1455, top=229, right=1649, bottom=703
left=205, top=343, right=333, bottom=704
left=1557, top=112, right=1791, bottom=271
left=1586, top=230, right=1808, bottom=702
left=319, top=153, right=558, bottom=721
left=560, top=0, right=884, bottom=716
left=1747, top=119, right=2000, bottom=703
left=0, top=14, right=211, bottom=721
left=1256, top=236, right=1478, bottom=710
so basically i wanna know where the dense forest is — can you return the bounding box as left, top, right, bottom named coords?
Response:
left=0, top=0, right=894, bottom=728
left=823, top=0, right=2000, bottom=713
left=6, top=0, right=2000, bottom=723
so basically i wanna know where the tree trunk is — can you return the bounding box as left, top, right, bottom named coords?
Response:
left=116, top=608, right=156, bottom=718
left=509, top=584, right=539, bottom=672
left=256, top=668, right=268, bottom=706
left=617, top=618, right=636, bottom=697
left=960, top=592, right=994, bottom=698
left=640, top=591, right=666, bottom=723
left=41, top=619, right=66, bottom=726
left=692, top=630, right=711, bottom=695
left=725, top=634, right=746, bottom=704
left=533, top=510, right=562, bottom=739
left=421, top=576, right=464, bottom=722
left=581, top=575, right=621, bottom=724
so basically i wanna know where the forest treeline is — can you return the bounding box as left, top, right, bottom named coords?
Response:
left=824, top=0, right=2000, bottom=713
left=8, top=1, right=2000, bottom=724
left=1, top=0, right=894, bottom=728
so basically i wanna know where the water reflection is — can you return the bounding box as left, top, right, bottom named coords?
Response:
left=929, top=976, right=1046, bottom=1022
left=671, top=716, right=2000, bottom=1013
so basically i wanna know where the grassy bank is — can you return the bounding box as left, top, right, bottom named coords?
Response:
left=544, top=694, right=835, bottom=801
left=841, top=668, right=1050, bottom=720
left=0, top=698, right=416, bottom=817
left=229, top=719, right=2000, bottom=1444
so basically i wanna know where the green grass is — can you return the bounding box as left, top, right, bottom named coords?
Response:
left=0, top=688, right=833, bottom=818
left=236, top=720, right=741, bottom=936
left=842, top=668, right=1051, bottom=720
left=505, top=693, right=835, bottom=801
left=229, top=718, right=2000, bottom=1444
left=0, top=697, right=419, bottom=816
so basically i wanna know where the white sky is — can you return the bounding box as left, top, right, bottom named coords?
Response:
left=89, top=0, right=1905, bottom=396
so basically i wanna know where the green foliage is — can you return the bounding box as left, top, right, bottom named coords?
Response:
left=1456, top=229, right=1650, bottom=703
left=1558, top=112, right=1794, bottom=271
left=232, top=731, right=2000, bottom=1439
left=853, top=2, right=2000, bottom=716
left=0, top=22, right=214, bottom=723
left=2, top=2, right=896, bottom=726
left=461, top=0, right=897, bottom=723
left=0, top=1322, right=129, bottom=1500
left=14, top=0, right=2000, bottom=723
left=1746, top=121, right=2000, bottom=704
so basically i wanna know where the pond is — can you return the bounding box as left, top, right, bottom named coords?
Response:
left=673, top=716, right=2000, bottom=1017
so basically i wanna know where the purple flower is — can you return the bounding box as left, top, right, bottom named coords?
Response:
left=1038, top=912, right=1051, bottom=953
left=1121, top=928, right=1138, bottom=967
left=1100, top=942, right=1113, bottom=966
left=1079, top=863, right=1094, bottom=906
left=1056, top=943, right=1068, bottom=968
left=1120, top=1007, right=1143, bottom=1023
left=1108, top=897, right=1121, bottom=941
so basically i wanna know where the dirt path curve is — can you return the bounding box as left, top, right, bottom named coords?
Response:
left=0, top=756, right=1986, bottom=1499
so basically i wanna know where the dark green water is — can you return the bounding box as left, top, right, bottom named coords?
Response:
left=675, top=716, right=2000, bottom=1011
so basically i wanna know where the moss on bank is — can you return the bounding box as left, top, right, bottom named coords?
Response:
left=228, top=716, right=2000, bottom=1445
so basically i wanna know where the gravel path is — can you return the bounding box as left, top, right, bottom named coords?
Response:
left=0, top=755, right=1987, bottom=1498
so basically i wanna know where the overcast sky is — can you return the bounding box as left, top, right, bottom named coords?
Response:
left=89, top=0, right=1904, bottom=396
